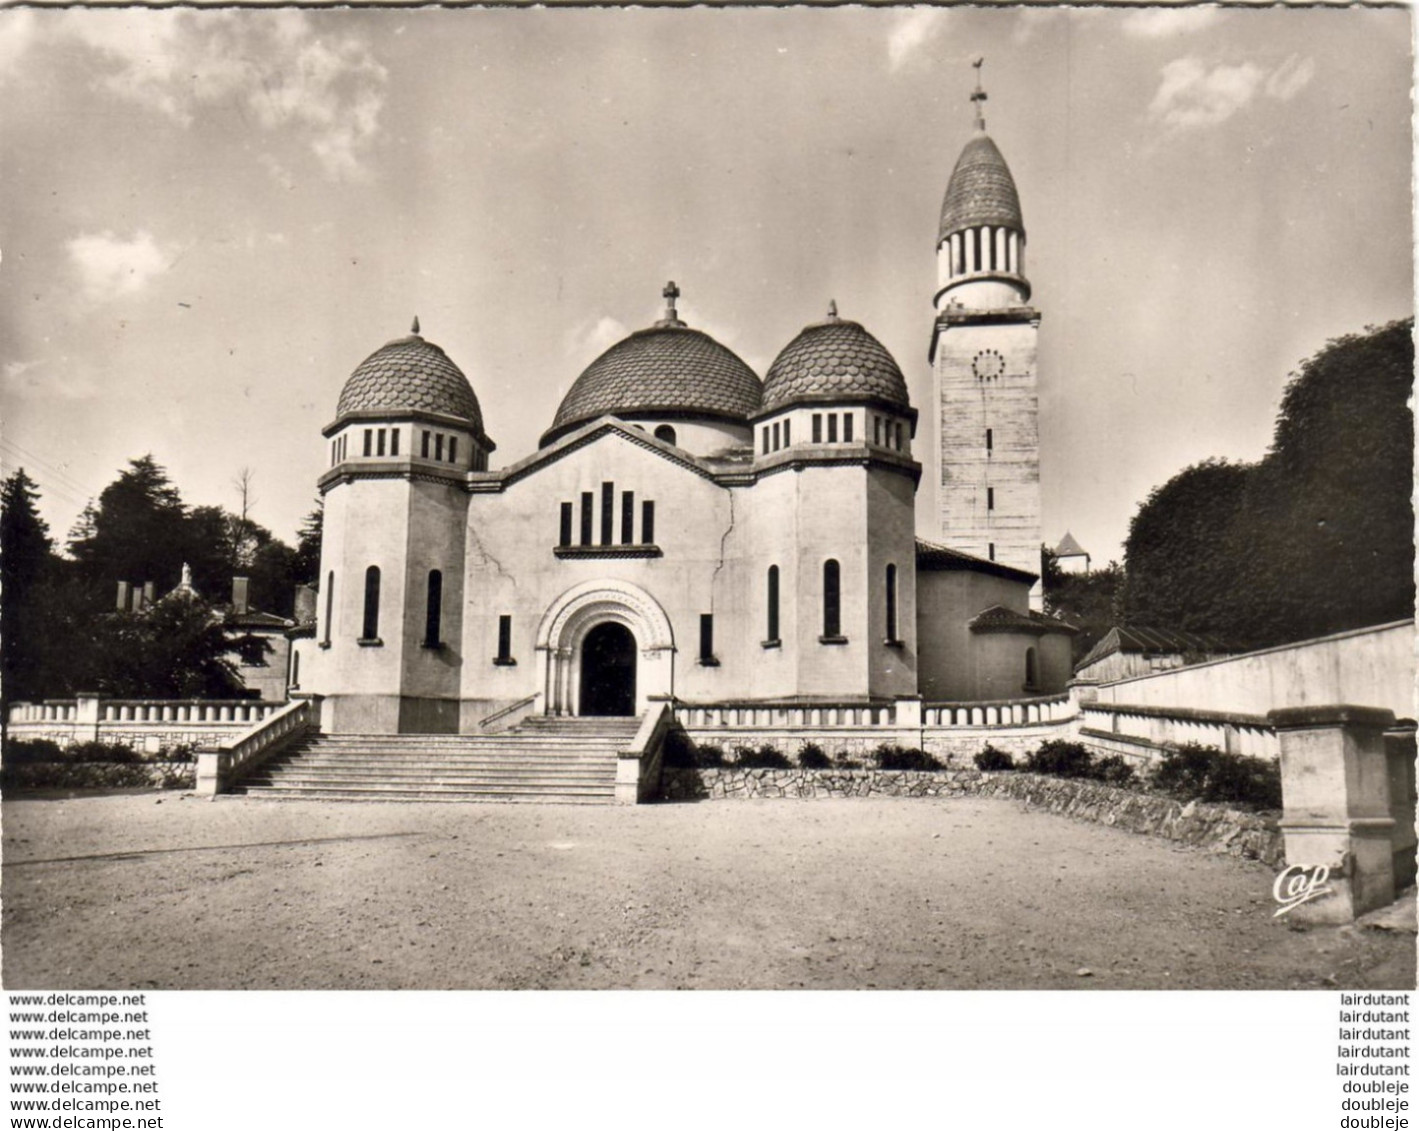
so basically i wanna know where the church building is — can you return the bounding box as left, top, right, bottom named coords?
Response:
left=296, top=76, right=1075, bottom=734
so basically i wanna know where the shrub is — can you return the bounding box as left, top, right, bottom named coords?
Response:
left=833, top=750, right=863, bottom=769
left=798, top=743, right=832, bottom=769
left=2, top=738, right=65, bottom=765
left=1149, top=743, right=1281, bottom=810
left=974, top=744, right=1016, bottom=772
left=1094, top=754, right=1136, bottom=787
left=67, top=741, right=141, bottom=764
left=164, top=743, right=199, bottom=764
left=873, top=744, right=941, bottom=772
left=1024, top=740, right=1097, bottom=779
left=732, top=744, right=792, bottom=769
left=694, top=743, right=726, bottom=768
left=660, top=729, right=697, bottom=769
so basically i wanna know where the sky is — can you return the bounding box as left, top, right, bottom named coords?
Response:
left=0, top=5, right=1411, bottom=567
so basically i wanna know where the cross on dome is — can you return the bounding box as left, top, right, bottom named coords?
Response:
left=971, top=56, right=988, bottom=130
left=656, top=280, right=686, bottom=328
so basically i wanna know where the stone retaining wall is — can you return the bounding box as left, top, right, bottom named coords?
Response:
left=659, top=768, right=1282, bottom=866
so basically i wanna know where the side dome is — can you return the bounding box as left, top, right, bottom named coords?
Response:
left=938, top=132, right=1023, bottom=245
left=542, top=295, right=762, bottom=446
left=336, top=329, right=485, bottom=434
left=760, top=308, right=911, bottom=414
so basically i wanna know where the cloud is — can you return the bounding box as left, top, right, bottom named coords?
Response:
left=67, top=230, right=177, bottom=305
left=51, top=11, right=388, bottom=179
left=1148, top=54, right=1317, bottom=130
left=569, top=316, right=629, bottom=361
left=1012, top=9, right=1063, bottom=46
left=1122, top=9, right=1225, bottom=39
left=1265, top=54, right=1316, bottom=102
left=887, top=9, right=952, bottom=73
left=0, top=10, right=39, bottom=78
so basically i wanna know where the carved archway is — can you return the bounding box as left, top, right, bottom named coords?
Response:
left=535, top=579, right=676, bottom=716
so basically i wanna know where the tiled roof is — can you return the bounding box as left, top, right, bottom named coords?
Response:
left=968, top=604, right=1078, bottom=635
left=224, top=610, right=293, bottom=630
left=915, top=538, right=1038, bottom=584
left=1078, top=625, right=1228, bottom=670
left=337, top=334, right=484, bottom=431
left=545, top=326, right=762, bottom=444
left=761, top=317, right=910, bottom=414
left=939, top=132, right=1023, bottom=243
left=1054, top=531, right=1088, bottom=557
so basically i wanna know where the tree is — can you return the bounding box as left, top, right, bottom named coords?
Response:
left=86, top=595, right=245, bottom=699
left=2, top=470, right=55, bottom=705
left=69, top=455, right=189, bottom=592
left=1119, top=459, right=1254, bottom=640
left=293, top=501, right=323, bottom=586
left=1043, top=553, right=1124, bottom=664
left=1118, top=319, right=1414, bottom=649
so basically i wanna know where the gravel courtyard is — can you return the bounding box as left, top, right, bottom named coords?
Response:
left=3, top=790, right=1412, bottom=991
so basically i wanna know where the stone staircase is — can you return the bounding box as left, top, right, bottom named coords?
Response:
left=232, top=715, right=640, bottom=804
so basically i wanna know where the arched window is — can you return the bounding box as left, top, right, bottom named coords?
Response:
left=361, top=566, right=381, bottom=641
left=323, top=571, right=334, bottom=646
left=885, top=563, right=898, bottom=643
left=654, top=424, right=677, bottom=446
left=822, top=559, right=841, bottom=639
left=766, top=565, right=780, bottom=644
left=424, top=569, right=442, bottom=647
left=1025, top=647, right=1039, bottom=690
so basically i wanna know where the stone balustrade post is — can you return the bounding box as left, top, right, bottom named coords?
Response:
left=1268, top=705, right=1397, bottom=923
left=74, top=694, right=102, bottom=744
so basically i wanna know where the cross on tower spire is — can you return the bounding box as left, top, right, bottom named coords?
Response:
left=970, top=56, right=988, bottom=131
left=657, top=280, right=686, bottom=328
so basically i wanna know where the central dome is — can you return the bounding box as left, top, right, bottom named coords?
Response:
left=542, top=303, right=762, bottom=446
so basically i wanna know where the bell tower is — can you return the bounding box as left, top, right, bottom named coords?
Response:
left=930, top=60, right=1043, bottom=606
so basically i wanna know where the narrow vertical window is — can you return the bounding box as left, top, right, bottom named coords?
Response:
left=559, top=502, right=573, bottom=547
left=424, top=570, right=442, bottom=647
left=579, top=492, right=593, bottom=546
left=772, top=422, right=781, bottom=451
left=363, top=429, right=372, bottom=457
left=972, top=228, right=982, bottom=273
left=782, top=419, right=790, bottom=446
left=600, top=482, right=614, bottom=546
left=435, top=434, right=445, bottom=462
left=766, top=565, right=780, bottom=643
left=885, top=564, right=898, bottom=643
left=331, top=441, right=337, bottom=467
left=874, top=416, right=882, bottom=445
left=762, top=427, right=770, bottom=455
left=827, top=414, right=838, bottom=442
left=377, top=429, right=386, bottom=457
left=621, top=491, right=635, bottom=545
left=985, top=428, right=993, bottom=453
left=323, top=571, right=334, bottom=646
left=497, top=615, right=513, bottom=664
left=699, top=614, right=715, bottom=664
left=448, top=437, right=457, bottom=464
left=844, top=414, right=854, bottom=443
left=822, top=559, right=841, bottom=639
left=1025, top=647, right=1039, bottom=689
left=361, top=566, right=381, bottom=641
left=988, top=543, right=996, bottom=561
left=290, top=649, right=300, bottom=689
left=421, top=431, right=431, bottom=458
left=895, top=422, right=904, bottom=451
left=987, top=487, right=995, bottom=511
left=812, top=414, right=822, bottom=443
left=391, top=429, right=400, bottom=457
left=642, top=500, right=655, bottom=544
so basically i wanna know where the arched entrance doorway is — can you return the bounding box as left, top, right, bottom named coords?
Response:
left=579, top=622, right=637, bottom=716
left=536, top=580, right=676, bottom=717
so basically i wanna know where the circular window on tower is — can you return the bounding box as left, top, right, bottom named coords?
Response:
left=972, top=350, right=1005, bottom=381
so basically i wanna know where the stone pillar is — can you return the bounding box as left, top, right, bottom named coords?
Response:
left=74, top=694, right=102, bottom=744
left=1268, top=705, right=1397, bottom=923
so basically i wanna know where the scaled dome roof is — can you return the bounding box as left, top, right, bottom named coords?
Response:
left=938, top=131, right=1024, bottom=244
left=336, top=330, right=485, bottom=434
left=761, top=310, right=911, bottom=415
left=544, top=307, right=763, bottom=445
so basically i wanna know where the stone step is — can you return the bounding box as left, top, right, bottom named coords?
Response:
left=241, top=775, right=614, bottom=792
left=266, top=755, right=616, bottom=767
left=237, top=786, right=613, bottom=804
left=249, top=768, right=615, bottom=784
